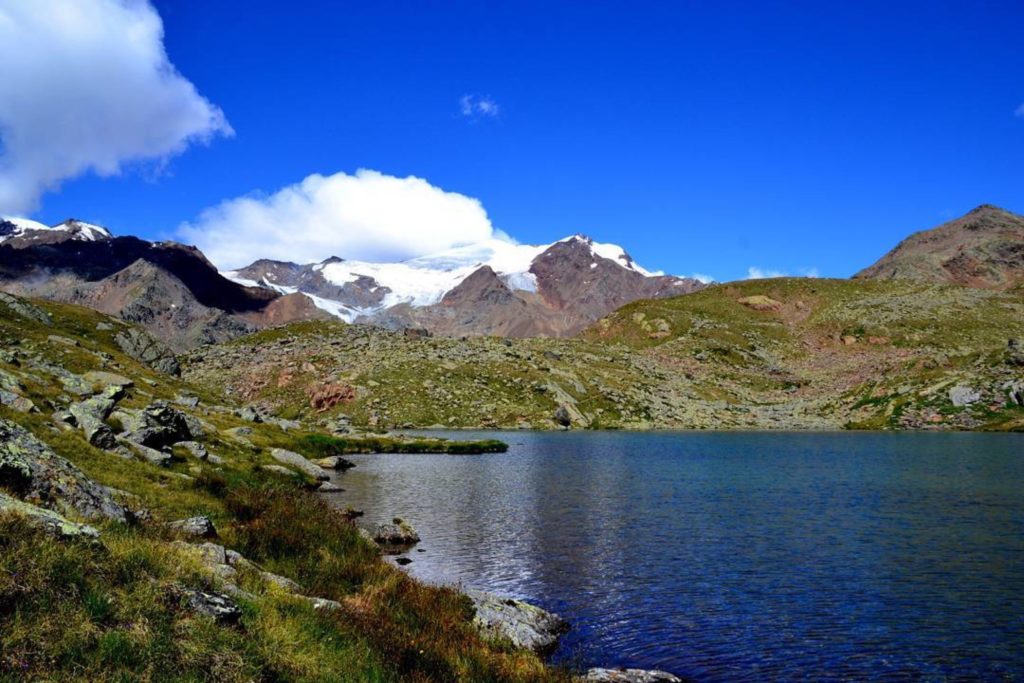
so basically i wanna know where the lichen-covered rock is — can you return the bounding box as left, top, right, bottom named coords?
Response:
left=0, top=292, right=52, bottom=326
left=70, top=395, right=118, bottom=449
left=0, top=389, right=34, bottom=413
left=269, top=448, right=329, bottom=481
left=0, top=417, right=129, bottom=523
left=466, top=589, right=568, bottom=653
left=0, top=491, right=99, bottom=540
left=373, top=517, right=420, bottom=545
left=582, top=668, right=683, bottom=683
left=114, top=327, right=180, bottom=376
left=82, top=371, right=133, bottom=390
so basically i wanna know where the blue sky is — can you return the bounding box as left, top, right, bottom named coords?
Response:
left=7, top=0, right=1024, bottom=280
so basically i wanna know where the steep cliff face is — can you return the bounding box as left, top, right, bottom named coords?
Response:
left=855, top=205, right=1024, bottom=290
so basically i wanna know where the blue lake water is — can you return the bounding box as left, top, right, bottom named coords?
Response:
left=324, top=431, right=1024, bottom=681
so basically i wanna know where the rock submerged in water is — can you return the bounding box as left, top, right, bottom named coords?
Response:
left=582, top=668, right=683, bottom=683
left=373, top=517, right=420, bottom=546
left=465, top=589, right=568, bottom=653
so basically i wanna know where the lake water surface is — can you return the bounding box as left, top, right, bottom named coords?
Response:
left=324, top=431, right=1024, bottom=681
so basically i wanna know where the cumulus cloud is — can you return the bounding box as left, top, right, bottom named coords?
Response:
left=689, top=273, right=716, bottom=284
left=460, top=94, right=500, bottom=119
left=179, top=169, right=504, bottom=268
left=0, top=0, right=232, bottom=214
left=746, top=266, right=819, bottom=280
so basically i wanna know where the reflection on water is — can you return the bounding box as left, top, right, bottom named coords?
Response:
left=322, top=431, right=1024, bottom=681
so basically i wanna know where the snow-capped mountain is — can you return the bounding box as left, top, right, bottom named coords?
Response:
left=228, top=234, right=706, bottom=336
left=0, top=217, right=112, bottom=247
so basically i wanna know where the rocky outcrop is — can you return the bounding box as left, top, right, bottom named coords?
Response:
left=0, top=292, right=52, bottom=326
left=114, top=327, right=181, bottom=375
left=0, top=417, right=129, bottom=523
left=466, top=589, right=568, bottom=653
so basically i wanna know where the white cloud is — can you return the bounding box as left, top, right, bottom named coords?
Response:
left=0, top=0, right=232, bottom=214
left=459, top=94, right=500, bottom=119
left=689, top=273, right=716, bottom=284
left=179, top=169, right=504, bottom=269
left=746, top=266, right=819, bottom=280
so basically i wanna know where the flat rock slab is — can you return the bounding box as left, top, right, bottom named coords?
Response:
left=466, top=589, right=568, bottom=653
left=0, top=491, right=100, bottom=540
left=269, top=448, right=329, bottom=481
left=583, top=668, right=683, bottom=683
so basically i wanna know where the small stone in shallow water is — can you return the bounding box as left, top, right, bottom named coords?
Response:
left=395, top=557, right=413, bottom=565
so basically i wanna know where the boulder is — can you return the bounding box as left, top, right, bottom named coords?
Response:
left=553, top=404, right=573, bottom=427
left=174, top=586, right=242, bottom=624
left=315, top=455, right=356, bottom=471
left=0, top=418, right=129, bottom=523
left=949, top=385, right=981, bottom=407
left=70, top=396, right=118, bottom=449
left=373, top=517, right=420, bottom=545
left=0, top=491, right=100, bottom=540
left=238, top=406, right=263, bottom=423
left=0, top=390, right=34, bottom=413
left=121, top=401, right=196, bottom=449
left=269, top=448, right=330, bottom=481
left=113, top=327, right=180, bottom=376
left=583, top=668, right=683, bottom=683
left=168, top=515, right=218, bottom=539
left=317, top=481, right=343, bottom=492
left=465, top=589, right=568, bottom=653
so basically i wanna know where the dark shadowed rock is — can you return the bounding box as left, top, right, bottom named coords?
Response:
left=174, top=586, right=242, bottom=624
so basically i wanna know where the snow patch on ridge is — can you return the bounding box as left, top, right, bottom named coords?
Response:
left=0, top=216, right=112, bottom=243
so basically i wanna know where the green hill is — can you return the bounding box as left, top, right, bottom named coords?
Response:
left=183, top=279, right=1024, bottom=432
left=0, top=293, right=565, bottom=682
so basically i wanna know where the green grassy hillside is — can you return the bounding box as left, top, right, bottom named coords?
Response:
left=183, top=279, right=1024, bottom=431
left=0, top=294, right=565, bottom=682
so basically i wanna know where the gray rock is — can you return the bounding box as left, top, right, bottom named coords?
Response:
left=553, top=404, right=573, bottom=427
left=0, top=417, right=129, bottom=523
left=317, top=481, right=343, bottom=492
left=0, top=389, right=35, bottom=413
left=466, top=589, right=568, bottom=653
left=122, top=401, right=196, bottom=449
left=583, top=668, right=683, bottom=683
left=238, top=406, right=263, bottom=423
left=261, top=571, right=303, bottom=592
left=82, top=371, right=133, bottom=390
left=0, top=491, right=100, bottom=540
left=47, top=334, right=79, bottom=347
left=1008, top=338, right=1024, bottom=366
left=70, top=395, right=118, bottom=449
left=114, top=327, right=180, bottom=376
left=121, top=440, right=173, bottom=467
left=175, top=587, right=242, bottom=624
left=168, top=515, right=218, bottom=539
left=176, top=440, right=209, bottom=459
left=373, top=517, right=420, bottom=545
left=0, top=292, right=52, bottom=326
left=303, top=596, right=342, bottom=611
left=260, top=464, right=298, bottom=478
left=175, top=393, right=200, bottom=408
left=269, top=448, right=329, bottom=481
left=96, top=322, right=114, bottom=332
left=949, top=385, right=981, bottom=407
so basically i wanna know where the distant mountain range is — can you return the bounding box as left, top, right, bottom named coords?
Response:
left=1, top=204, right=1021, bottom=350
